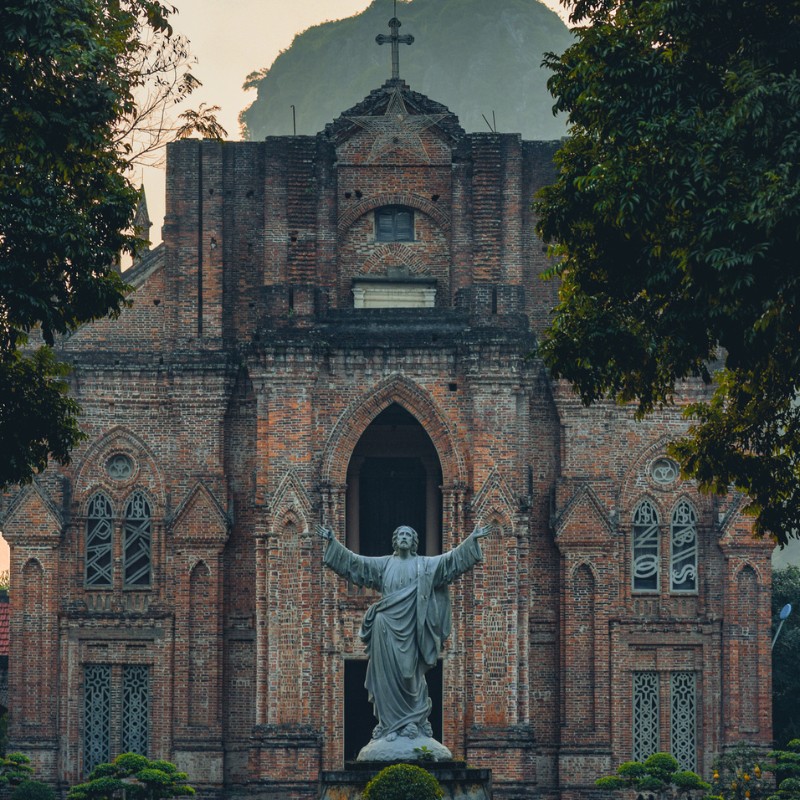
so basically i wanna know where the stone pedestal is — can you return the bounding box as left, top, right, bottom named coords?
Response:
left=319, top=762, right=492, bottom=800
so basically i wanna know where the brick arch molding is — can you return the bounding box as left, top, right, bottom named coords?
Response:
left=321, top=374, right=465, bottom=487
left=337, top=192, right=451, bottom=235
left=74, top=424, right=166, bottom=505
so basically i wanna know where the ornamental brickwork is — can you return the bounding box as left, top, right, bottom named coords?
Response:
left=1, top=78, right=772, bottom=800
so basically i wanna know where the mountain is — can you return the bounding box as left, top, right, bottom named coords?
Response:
left=240, top=0, right=572, bottom=141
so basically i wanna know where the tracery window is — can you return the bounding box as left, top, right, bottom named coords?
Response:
left=86, top=494, right=113, bottom=588
left=671, top=672, right=697, bottom=771
left=632, top=671, right=659, bottom=761
left=375, top=206, right=414, bottom=242
left=632, top=499, right=660, bottom=592
left=123, top=492, right=152, bottom=587
left=632, top=671, right=698, bottom=767
left=83, top=664, right=150, bottom=775
left=670, top=500, right=698, bottom=592
left=83, top=665, right=111, bottom=775
left=122, top=665, right=149, bottom=755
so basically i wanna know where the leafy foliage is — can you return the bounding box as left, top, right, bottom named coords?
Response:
left=67, top=754, right=194, bottom=800
left=534, top=0, right=800, bottom=542
left=362, top=763, right=443, bottom=800
left=774, top=571, right=800, bottom=745
left=768, top=740, right=800, bottom=800
left=706, top=745, right=769, bottom=800
left=595, top=753, right=709, bottom=799
left=0, top=754, right=34, bottom=788
left=11, top=781, right=55, bottom=800
left=240, top=0, right=570, bottom=140
left=0, top=0, right=223, bottom=489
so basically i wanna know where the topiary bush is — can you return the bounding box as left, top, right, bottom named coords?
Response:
left=11, top=781, right=56, bottom=800
left=362, top=763, right=443, bottom=800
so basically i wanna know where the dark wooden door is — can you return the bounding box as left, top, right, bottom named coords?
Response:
left=359, top=457, right=427, bottom=556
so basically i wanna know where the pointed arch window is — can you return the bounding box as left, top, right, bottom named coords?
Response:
left=670, top=500, right=698, bottom=592
left=632, top=499, right=660, bottom=592
left=86, top=494, right=113, bottom=588
left=123, top=492, right=151, bottom=588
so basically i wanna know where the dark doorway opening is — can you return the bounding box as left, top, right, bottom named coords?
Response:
left=344, top=659, right=443, bottom=763
left=359, top=457, right=426, bottom=556
left=346, top=403, right=443, bottom=556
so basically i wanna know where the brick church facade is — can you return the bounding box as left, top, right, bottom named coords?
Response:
left=2, top=60, right=772, bottom=799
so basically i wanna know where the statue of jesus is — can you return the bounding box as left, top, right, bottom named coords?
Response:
left=317, top=521, right=491, bottom=762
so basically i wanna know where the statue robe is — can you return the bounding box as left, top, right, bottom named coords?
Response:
left=323, top=534, right=483, bottom=738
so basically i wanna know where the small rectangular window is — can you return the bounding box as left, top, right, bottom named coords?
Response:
left=375, top=207, right=414, bottom=242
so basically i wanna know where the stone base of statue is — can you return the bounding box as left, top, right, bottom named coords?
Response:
left=319, top=761, right=492, bottom=800
left=357, top=734, right=452, bottom=762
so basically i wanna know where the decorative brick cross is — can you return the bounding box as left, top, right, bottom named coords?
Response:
left=376, top=12, right=414, bottom=81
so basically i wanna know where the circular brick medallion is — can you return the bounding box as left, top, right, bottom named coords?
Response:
left=105, top=453, right=134, bottom=481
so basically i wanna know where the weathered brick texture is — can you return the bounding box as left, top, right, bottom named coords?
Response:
left=2, top=79, right=771, bottom=800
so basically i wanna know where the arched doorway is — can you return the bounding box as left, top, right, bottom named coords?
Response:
left=345, top=403, right=443, bottom=556
left=343, top=403, right=444, bottom=758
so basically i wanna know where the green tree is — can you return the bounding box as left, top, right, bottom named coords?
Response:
left=595, top=753, right=709, bottom=799
left=0, top=0, right=224, bottom=490
left=706, top=745, right=769, bottom=800
left=11, top=781, right=55, bottom=800
left=0, top=754, right=34, bottom=789
left=534, top=0, right=800, bottom=543
left=768, top=740, right=800, bottom=800
left=773, top=567, right=800, bottom=745
left=67, top=754, right=194, bottom=800
left=362, top=763, right=443, bottom=800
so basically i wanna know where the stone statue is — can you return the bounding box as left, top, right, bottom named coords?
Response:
left=317, top=521, right=491, bottom=761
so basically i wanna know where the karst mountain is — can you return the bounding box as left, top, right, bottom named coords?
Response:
left=240, top=0, right=572, bottom=141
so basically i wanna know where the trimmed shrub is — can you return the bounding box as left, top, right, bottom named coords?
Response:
left=11, top=781, right=56, bottom=800
left=363, top=763, right=443, bottom=800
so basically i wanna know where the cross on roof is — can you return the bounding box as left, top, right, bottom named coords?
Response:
left=376, top=11, right=414, bottom=81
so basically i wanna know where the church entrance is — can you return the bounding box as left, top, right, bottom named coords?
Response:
left=343, top=403, right=444, bottom=758
left=345, top=403, right=443, bottom=556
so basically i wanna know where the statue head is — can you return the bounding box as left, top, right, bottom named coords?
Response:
left=392, top=525, right=419, bottom=555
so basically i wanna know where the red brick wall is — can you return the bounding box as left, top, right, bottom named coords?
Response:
left=2, top=84, right=772, bottom=800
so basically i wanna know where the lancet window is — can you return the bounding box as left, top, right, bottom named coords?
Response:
left=85, top=494, right=113, bottom=588
left=123, top=492, right=152, bottom=587
left=670, top=500, right=698, bottom=592
left=632, top=499, right=660, bottom=592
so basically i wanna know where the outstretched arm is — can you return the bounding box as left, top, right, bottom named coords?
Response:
left=470, top=523, right=493, bottom=540
left=316, top=524, right=334, bottom=542
left=432, top=523, right=492, bottom=587
left=319, top=525, right=386, bottom=591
